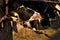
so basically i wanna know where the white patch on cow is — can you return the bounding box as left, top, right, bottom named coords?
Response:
left=11, top=17, right=18, bottom=21
left=32, top=28, right=37, bottom=31
left=27, top=7, right=35, bottom=12
left=29, top=11, right=42, bottom=22
left=55, top=4, right=60, bottom=11
left=29, top=17, right=34, bottom=21
left=27, top=7, right=42, bottom=21
left=20, top=5, right=24, bottom=8
left=10, top=21, right=13, bottom=27
left=17, top=5, right=24, bottom=10
left=39, top=19, right=41, bottom=22
left=57, top=11, right=60, bottom=17
left=24, top=21, right=31, bottom=27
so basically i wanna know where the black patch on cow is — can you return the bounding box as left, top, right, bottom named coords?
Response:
left=17, top=7, right=34, bottom=21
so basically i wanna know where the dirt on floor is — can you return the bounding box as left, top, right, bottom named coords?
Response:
left=13, top=22, right=60, bottom=40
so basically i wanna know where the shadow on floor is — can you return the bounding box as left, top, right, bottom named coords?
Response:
left=49, top=31, right=60, bottom=40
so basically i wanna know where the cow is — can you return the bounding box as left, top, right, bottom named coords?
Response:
left=16, top=5, right=43, bottom=31
left=8, top=1, right=59, bottom=31
left=8, top=1, right=57, bottom=30
left=0, top=6, right=19, bottom=31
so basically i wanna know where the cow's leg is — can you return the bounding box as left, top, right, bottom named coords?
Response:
left=30, top=20, right=39, bottom=31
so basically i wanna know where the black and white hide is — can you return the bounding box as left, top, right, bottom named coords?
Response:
left=17, top=5, right=43, bottom=31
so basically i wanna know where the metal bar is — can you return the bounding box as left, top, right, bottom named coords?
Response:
left=5, top=0, right=8, bottom=15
